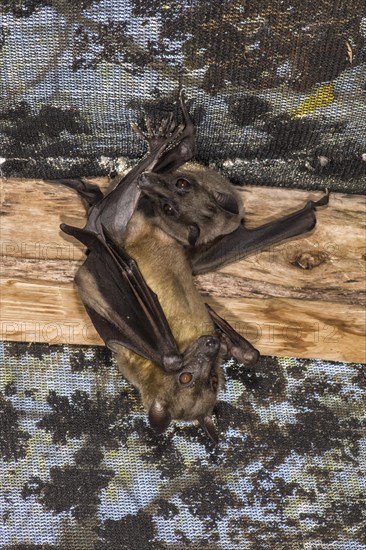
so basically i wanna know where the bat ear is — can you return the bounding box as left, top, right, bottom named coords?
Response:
left=148, top=400, right=172, bottom=434
left=213, top=191, right=239, bottom=215
left=199, top=415, right=219, bottom=444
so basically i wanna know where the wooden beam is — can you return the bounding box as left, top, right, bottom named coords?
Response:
left=1, top=178, right=365, bottom=362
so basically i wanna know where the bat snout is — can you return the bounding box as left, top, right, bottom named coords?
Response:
left=138, top=172, right=165, bottom=194
left=137, top=171, right=153, bottom=189
left=182, top=336, right=220, bottom=372
left=203, top=336, right=220, bottom=357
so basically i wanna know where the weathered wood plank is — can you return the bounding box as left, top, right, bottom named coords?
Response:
left=1, top=177, right=365, bottom=362
left=1, top=277, right=364, bottom=362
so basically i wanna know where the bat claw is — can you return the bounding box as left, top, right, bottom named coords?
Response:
left=160, top=112, right=174, bottom=135
left=312, top=188, right=330, bottom=208
left=142, top=116, right=150, bottom=135
left=179, top=87, right=186, bottom=103
left=163, top=353, right=182, bottom=372
left=130, top=121, right=147, bottom=141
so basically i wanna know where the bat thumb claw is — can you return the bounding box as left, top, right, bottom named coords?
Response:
left=163, top=354, right=182, bottom=372
left=312, top=189, right=330, bottom=208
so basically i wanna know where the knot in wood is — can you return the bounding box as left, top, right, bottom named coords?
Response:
left=293, top=250, right=328, bottom=270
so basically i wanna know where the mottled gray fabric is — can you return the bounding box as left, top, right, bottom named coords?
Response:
left=0, top=1, right=365, bottom=191
left=1, top=341, right=365, bottom=549
left=1, top=2, right=365, bottom=549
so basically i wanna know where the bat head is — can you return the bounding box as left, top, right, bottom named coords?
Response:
left=138, top=162, right=243, bottom=247
left=148, top=335, right=224, bottom=443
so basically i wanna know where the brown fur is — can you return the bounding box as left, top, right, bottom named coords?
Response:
left=114, top=210, right=224, bottom=415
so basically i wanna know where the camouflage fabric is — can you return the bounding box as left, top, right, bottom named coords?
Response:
left=1, top=341, right=365, bottom=549
left=0, top=1, right=365, bottom=191
left=1, top=2, right=365, bottom=548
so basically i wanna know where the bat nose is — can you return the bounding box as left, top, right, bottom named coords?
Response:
left=138, top=172, right=153, bottom=190
left=182, top=335, right=220, bottom=367
left=138, top=172, right=164, bottom=194
left=138, top=172, right=169, bottom=199
left=204, top=336, right=220, bottom=356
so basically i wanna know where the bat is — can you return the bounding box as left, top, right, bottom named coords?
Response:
left=52, top=91, right=328, bottom=442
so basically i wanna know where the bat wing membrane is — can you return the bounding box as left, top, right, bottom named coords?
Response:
left=61, top=223, right=182, bottom=371
left=191, top=193, right=329, bottom=274
left=46, top=178, right=104, bottom=207
left=49, top=91, right=195, bottom=241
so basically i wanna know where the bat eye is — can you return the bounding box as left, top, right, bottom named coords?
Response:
left=179, top=372, right=193, bottom=385
left=211, top=375, right=219, bottom=391
left=163, top=203, right=176, bottom=216
left=176, top=178, right=191, bottom=191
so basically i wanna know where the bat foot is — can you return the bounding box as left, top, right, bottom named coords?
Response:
left=227, top=343, right=260, bottom=369
left=218, top=327, right=260, bottom=367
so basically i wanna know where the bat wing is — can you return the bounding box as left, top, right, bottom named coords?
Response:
left=48, top=91, right=196, bottom=244
left=61, top=223, right=182, bottom=372
left=86, top=95, right=195, bottom=241
left=191, top=192, right=329, bottom=274
left=46, top=178, right=104, bottom=207
left=206, top=304, right=259, bottom=368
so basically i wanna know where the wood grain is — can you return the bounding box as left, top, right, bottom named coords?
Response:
left=1, top=177, right=365, bottom=362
